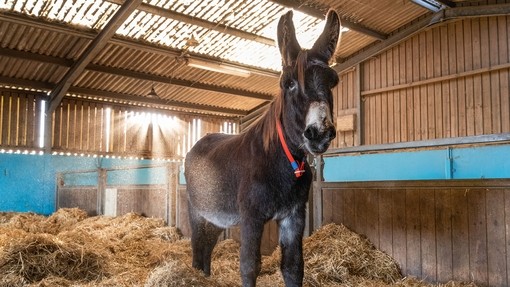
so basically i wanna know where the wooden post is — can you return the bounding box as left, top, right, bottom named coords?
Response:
left=355, top=63, right=363, bottom=146
left=312, top=155, right=324, bottom=232
left=166, top=163, right=178, bottom=226
left=97, top=168, right=107, bottom=215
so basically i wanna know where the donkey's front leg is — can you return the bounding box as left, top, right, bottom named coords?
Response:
left=279, top=207, right=306, bottom=287
left=239, top=217, right=265, bottom=287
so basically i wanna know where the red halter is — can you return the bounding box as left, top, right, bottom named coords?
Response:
left=276, top=120, right=306, bottom=178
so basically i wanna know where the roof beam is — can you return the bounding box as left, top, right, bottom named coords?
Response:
left=47, top=0, right=143, bottom=113
left=0, top=47, right=274, bottom=101
left=86, top=64, right=274, bottom=101
left=0, top=12, right=280, bottom=78
left=267, top=0, right=387, bottom=40
left=106, top=0, right=275, bottom=46
left=334, top=3, right=510, bottom=73
left=436, top=0, right=456, bottom=8
left=0, top=76, right=246, bottom=116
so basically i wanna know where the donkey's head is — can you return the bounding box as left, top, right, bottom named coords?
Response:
left=277, top=10, right=340, bottom=155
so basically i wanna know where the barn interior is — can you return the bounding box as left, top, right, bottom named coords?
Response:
left=0, top=0, right=510, bottom=286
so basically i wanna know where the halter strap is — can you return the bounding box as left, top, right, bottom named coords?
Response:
left=276, top=120, right=306, bottom=178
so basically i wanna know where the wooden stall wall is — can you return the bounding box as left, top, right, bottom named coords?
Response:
left=331, top=15, right=510, bottom=148
left=322, top=180, right=510, bottom=287
left=0, top=89, right=42, bottom=150
left=361, top=16, right=510, bottom=145
left=332, top=69, right=360, bottom=148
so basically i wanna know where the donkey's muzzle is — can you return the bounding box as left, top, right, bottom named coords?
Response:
left=303, top=124, right=336, bottom=154
left=304, top=125, right=336, bottom=141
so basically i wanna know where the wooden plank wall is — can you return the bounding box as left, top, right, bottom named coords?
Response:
left=322, top=180, right=510, bottom=286
left=116, top=186, right=167, bottom=220
left=57, top=187, right=98, bottom=216
left=0, top=90, right=41, bottom=149
left=53, top=98, right=106, bottom=153
left=331, top=15, right=510, bottom=148
left=50, top=98, right=236, bottom=158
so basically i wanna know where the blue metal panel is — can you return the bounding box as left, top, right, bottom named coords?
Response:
left=323, top=143, right=510, bottom=182
left=0, top=154, right=171, bottom=215
left=452, top=145, right=510, bottom=179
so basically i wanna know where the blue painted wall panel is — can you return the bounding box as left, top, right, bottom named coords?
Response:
left=0, top=153, right=170, bottom=215
left=324, top=143, right=510, bottom=182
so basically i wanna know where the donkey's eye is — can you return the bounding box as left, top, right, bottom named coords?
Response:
left=285, top=79, right=297, bottom=91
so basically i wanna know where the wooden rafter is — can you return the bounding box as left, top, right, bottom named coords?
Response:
left=0, top=76, right=247, bottom=116
left=0, top=47, right=274, bottom=101
left=46, top=0, right=143, bottom=113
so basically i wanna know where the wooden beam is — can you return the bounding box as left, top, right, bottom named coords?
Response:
left=87, top=64, right=274, bottom=101
left=47, top=0, right=143, bottom=113
left=268, top=0, right=387, bottom=40
left=0, top=12, right=280, bottom=78
left=335, top=3, right=510, bottom=73
left=0, top=76, right=247, bottom=116
left=0, top=47, right=274, bottom=101
left=69, top=87, right=248, bottom=116
left=106, top=0, right=275, bottom=46
left=361, top=62, right=510, bottom=97
left=436, top=0, right=456, bottom=8
left=440, top=3, right=510, bottom=19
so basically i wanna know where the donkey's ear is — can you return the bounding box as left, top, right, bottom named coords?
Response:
left=310, top=10, right=341, bottom=62
left=277, top=10, right=301, bottom=67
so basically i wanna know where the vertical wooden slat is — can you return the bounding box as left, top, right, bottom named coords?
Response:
left=61, top=101, right=69, bottom=149
left=468, top=188, right=488, bottom=285
left=480, top=18, right=492, bottom=135
left=456, top=21, right=467, bottom=137
left=26, top=94, right=36, bottom=148
left=435, top=188, right=453, bottom=283
left=342, top=189, right=356, bottom=231
left=18, top=94, right=27, bottom=147
left=9, top=93, right=18, bottom=147
left=451, top=188, right=470, bottom=282
left=355, top=189, right=368, bottom=237
left=420, top=188, right=437, bottom=282
left=486, top=188, right=507, bottom=286
left=365, top=189, right=379, bottom=249
left=322, top=189, right=334, bottom=224
left=433, top=27, right=442, bottom=139
left=426, top=29, right=435, bottom=140
left=465, top=20, right=475, bottom=136
left=393, top=189, right=407, bottom=273
left=406, top=188, right=421, bottom=277
left=379, top=189, right=393, bottom=257
left=447, top=22, right=458, bottom=138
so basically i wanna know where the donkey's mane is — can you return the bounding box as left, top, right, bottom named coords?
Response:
left=248, top=50, right=308, bottom=153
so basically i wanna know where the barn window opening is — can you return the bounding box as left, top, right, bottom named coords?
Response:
left=221, top=121, right=237, bottom=134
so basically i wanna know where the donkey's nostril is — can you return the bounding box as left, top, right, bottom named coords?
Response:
left=328, top=127, right=336, bottom=140
left=304, top=126, right=318, bottom=140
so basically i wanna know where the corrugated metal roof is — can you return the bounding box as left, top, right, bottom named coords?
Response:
left=0, top=0, right=440, bottom=117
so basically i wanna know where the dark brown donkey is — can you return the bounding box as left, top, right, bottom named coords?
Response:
left=185, top=10, right=341, bottom=287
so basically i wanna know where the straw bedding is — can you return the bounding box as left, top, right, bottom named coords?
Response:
left=0, top=208, right=477, bottom=287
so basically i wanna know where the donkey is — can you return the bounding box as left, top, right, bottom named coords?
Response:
left=185, top=10, right=340, bottom=287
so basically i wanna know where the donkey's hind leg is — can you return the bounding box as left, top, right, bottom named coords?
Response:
left=188, top=207, right=224, bottom=276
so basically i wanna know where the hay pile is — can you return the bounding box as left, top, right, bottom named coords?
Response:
left=0, top=208, right=476, bottom=287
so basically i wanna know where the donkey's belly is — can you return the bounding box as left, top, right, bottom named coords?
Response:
left=198, top=209, right=240, bottom=228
